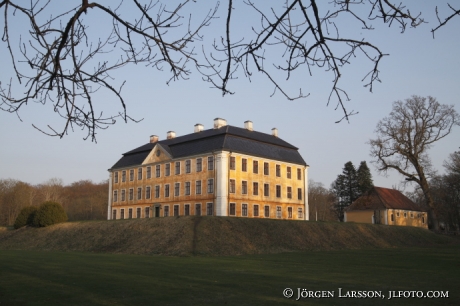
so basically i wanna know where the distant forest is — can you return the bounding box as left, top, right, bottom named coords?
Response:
left=0, top=178, right=108, bottom=226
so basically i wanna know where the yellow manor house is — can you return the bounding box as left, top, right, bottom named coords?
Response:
left=108, top=118, right=309, bottom=220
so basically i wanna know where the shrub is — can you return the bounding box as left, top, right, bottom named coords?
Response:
left=14, top=206, right=38, bottom=229
left=33, top=201, right=68, bottom=227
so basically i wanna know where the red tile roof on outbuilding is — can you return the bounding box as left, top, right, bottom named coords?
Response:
left=346, top=187, right=425, bottom=212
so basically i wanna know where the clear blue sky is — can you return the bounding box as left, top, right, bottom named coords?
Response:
left=1, top=1, right=459, bottom=192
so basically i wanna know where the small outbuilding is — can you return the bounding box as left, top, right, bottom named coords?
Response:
left=344, top=186, right=427, bottom=228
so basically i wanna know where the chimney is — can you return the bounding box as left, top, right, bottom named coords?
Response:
left=244, top=120, right=253, bottom=131
left=213, top=118, right=227, bottom=129
left=271, top=128, right=278, bottom=137
left=194, top=123, right=204, bottom=133
left=150, top=135, right=159, bottom=143
left=167, top=131, right=176, bottom=139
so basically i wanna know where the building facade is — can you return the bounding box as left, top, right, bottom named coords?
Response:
left=344, top=187, right=428, bottom=228
left=108, top=118, right=309, bottom=220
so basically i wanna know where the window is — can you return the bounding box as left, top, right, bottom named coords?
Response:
left=112, top=210, right=117, bottom=220
left=121, top=189, right=126, bottom=201
left=137, top=208, right=141, bottom=218
left=410, top=212, right=414, bottom=218
left=253, top=160, right=258, bottom=174
left=230, top=156, right=235, bottom=170
left=196, top=158, right=202, bottom=172
left=254, top=205, right=259, bottom=217
left=164, top=206, right=169, bottom=217
left=241, top=181, right=248, bottom=195
left=128, top=208, right=133, bottom=219
left=129, top=169, right=134, bottom=181
left=156, top=165, right=161, bottom=178
left=185, top=182, right=191, bottom=195
left=175, top=161, right=181, bottom=175
left=175, top=183, right=180, bottom=196
left=114, top=172, right=119, bottom=183
left=120, top=209, right=125, bottom=219
left=208, top=156, right=214, bottom=170
left=253, top=182, right=259, bottom=195
left=174, top=205, right=179, bottom=216
left=137, top=187, right=142, bottom=200
left=276, top=206, right=282, bottom=218
left=265, top=206, right=270, bottom=218
left=287, top=187, right=292, bottom=199
left=122, top=170, right=126, bottom=182
left=242, top=204, right=248, bottom=217
left=145, top=207, right=150, bottom=218
left=138, top=168, right=142, bottom=180
left=155, top=185, right=160, bottom=198
left=276, top=164, right=281, bottom=177
left=196, top=180, right=202, bottom=195
left=229, top=203, right=236, bottom=216
left=404, top=212, right=407, bottom=218
left=264, top=184, right=269, bottom=197
left=264, top=162, right=269, bottom=175
left=297, top=208, right=303, bottom=219
left=186, top=160, right=191, bottom=173
left=396, top=211, right=400, bottom=217
left=129, top=188, right=134, bottom=200
left=422, top=216, right=425, bottom=224
left=165, top=184, right=170, bottom=197
left=287, top=167, right=291, bottom=179
left=288, top=207, right=293, bottom=218
left=113, top=190, right=118, bottom=202
left=242, top=158, right=247, bottom=172
left=391, top=213, right=394, bottom=222
left=195, top=204, right=201, bottom=216
left=207, top=179, right=214, bottom=193
left=276, top=185, right=281, bottom=198
left=297, top=168, right=302, bottom=180
left=145, top=186, right=151, bottom=199
left=146, top=166, right=151, bottom=179
left=298, top=188, right=302, bottom=200
left=206, top=203, right=213, bottom=215
left=165, top=163, right=170, bottom=176
left=184, top=204, right=190, bottom=216
left=229, top=179, right=236, bottom=193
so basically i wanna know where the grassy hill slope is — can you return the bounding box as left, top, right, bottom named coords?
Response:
left=0, top=216, right=456, bottom=256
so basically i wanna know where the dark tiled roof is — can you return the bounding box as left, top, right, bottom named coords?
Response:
left=110, top=125, right=307, bottom=169
left=346, top=187, right=425, bottom=212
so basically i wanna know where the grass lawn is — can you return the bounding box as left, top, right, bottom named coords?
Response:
left=1, top=246, right=459, bottom=305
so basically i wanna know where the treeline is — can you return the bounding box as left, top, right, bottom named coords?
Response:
left=308, top=161, right=374, bottom=222
left=0, top=178, right=108, bottom=226
left=406, top=151, right=460, bottom=231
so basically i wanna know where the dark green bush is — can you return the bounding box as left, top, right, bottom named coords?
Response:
left=33, top=201, right=68, bottom=227
left=14, top=206, right=38, bottom=229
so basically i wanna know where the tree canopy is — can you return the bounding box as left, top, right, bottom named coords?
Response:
left=369, top=96, right=460, bottom=228
left=1, top=1, right=459, bottom=141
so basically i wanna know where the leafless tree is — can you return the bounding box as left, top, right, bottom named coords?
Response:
left=308, top=180, right=337, bottom=221
left=369, top=96, right=460, bottom=229
left=37, top=178, right=64, bottom=203
left=0, top=1, right=458, bottom=141
left=0, top=179, right=35, bottom=225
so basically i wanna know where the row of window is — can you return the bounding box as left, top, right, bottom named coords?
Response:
left=113, top=180, right=303, bottom=202
left=113, top=157, right=303, bottom=183
left=113, top=179, right=215, bottom=202
left=112, top=203, right=214, bottom=219
left=391, top=211, right=425, bottom=222
left=112, top=203, right=303, bottom=219
left=229, top=180, right=302, bottom=199
left=229, top=203, right=303, bottom=219
left=230, top=157, right=302, bottom=179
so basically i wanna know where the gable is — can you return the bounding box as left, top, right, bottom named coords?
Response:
left=142, top=144, right=173, bottom=165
